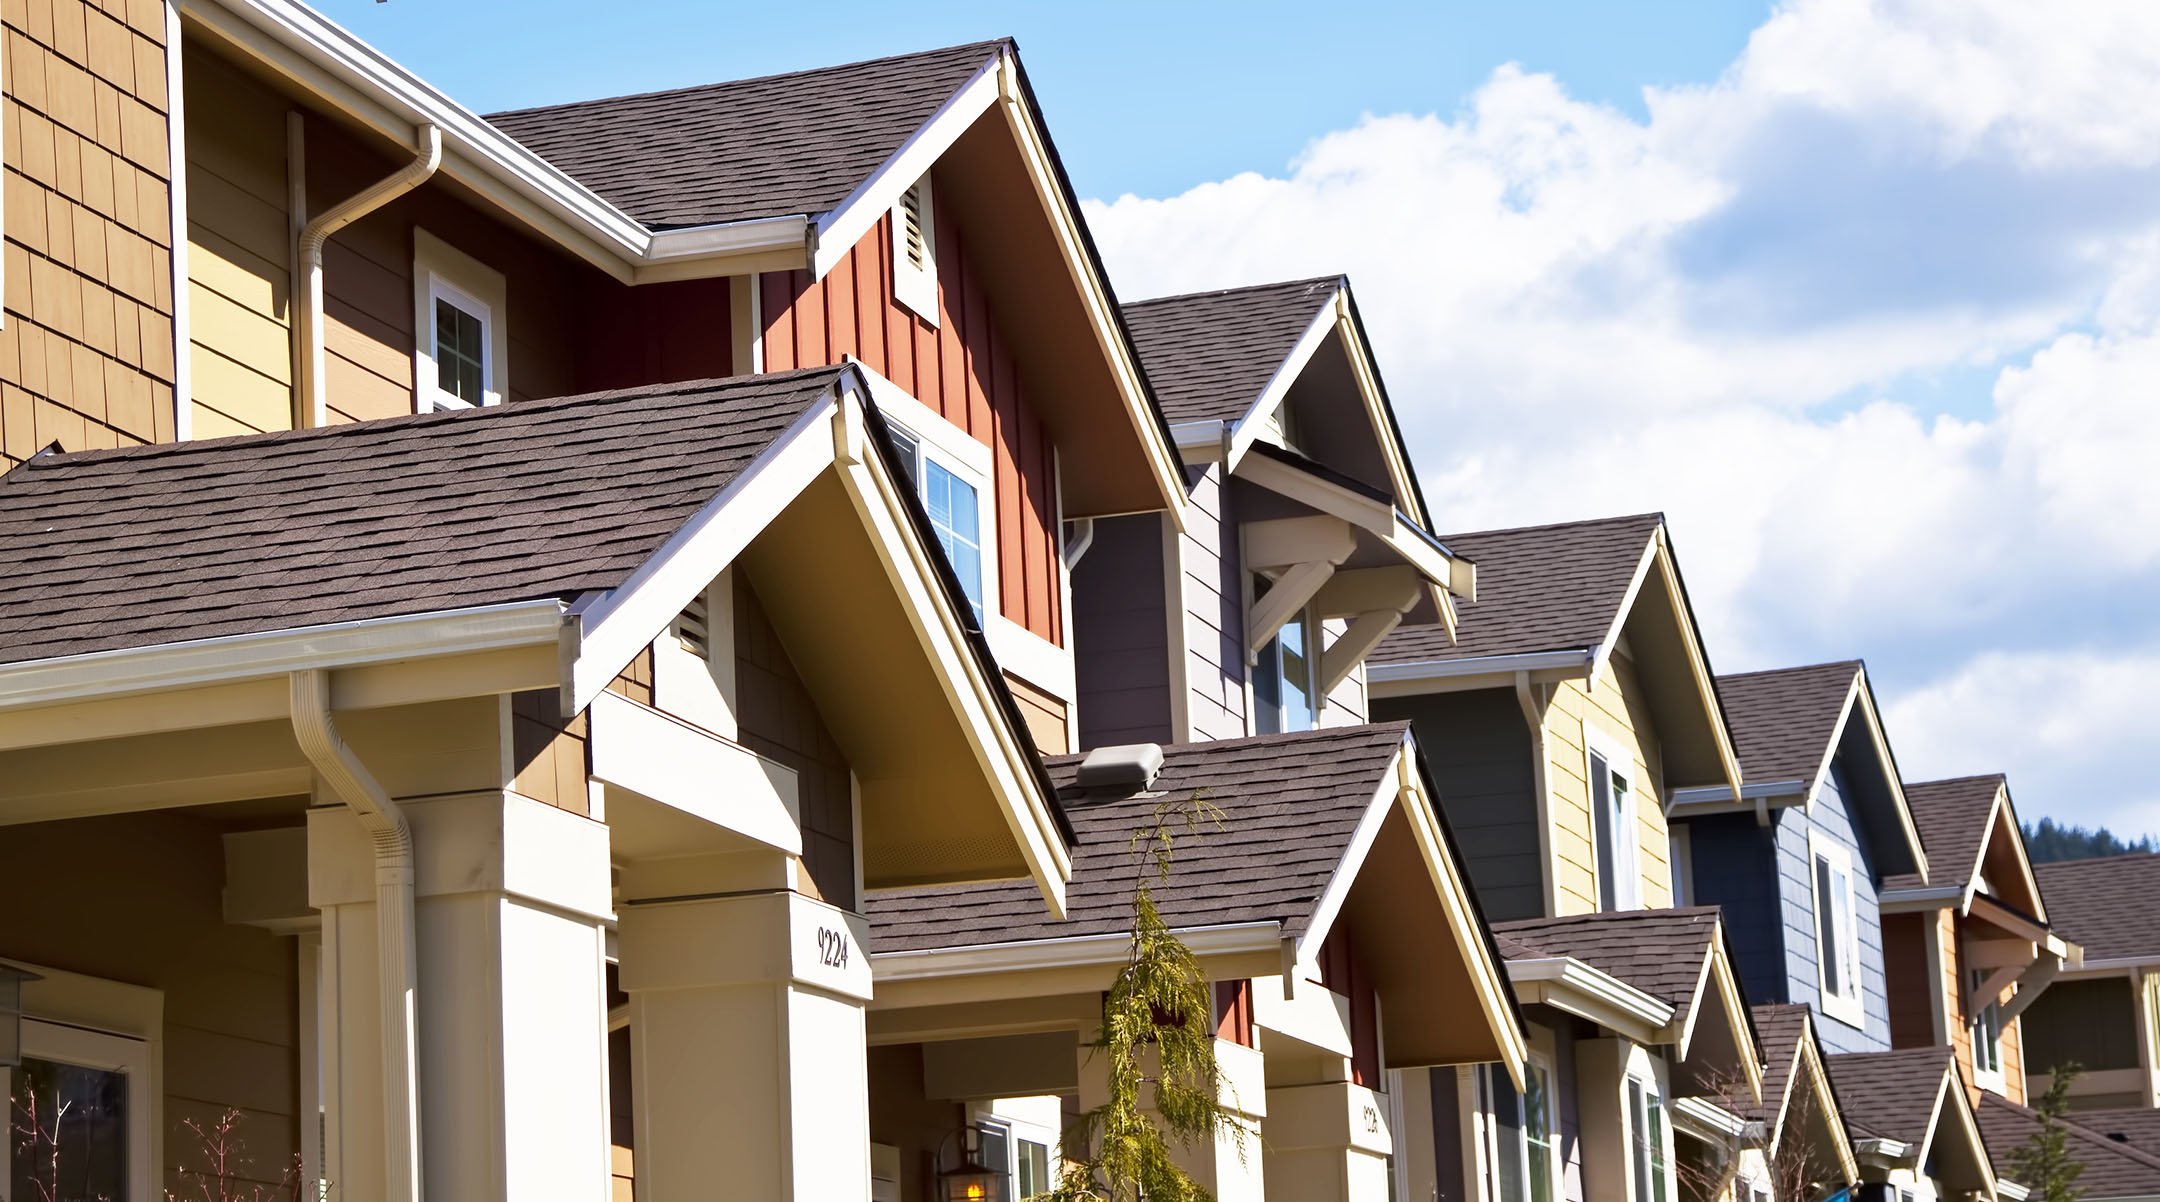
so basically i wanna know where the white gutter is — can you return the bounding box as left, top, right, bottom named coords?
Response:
left=1368, top=648, right=1593, bottom=687
left=1505, top=956, right=1675, bottom=1029
left=297, top=124, right=440, bottom=428
left=0, top=600, right=566, bottom=712
left=1853, top=1136, right=1910, bottom=1162
left=289, top=669, right=422, bottom=1202
left=1668, top=780, right=1809, bottom=809
left=871, top=921, right=1282, bottom=982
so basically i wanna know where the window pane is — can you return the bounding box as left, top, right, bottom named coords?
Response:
left=434, top=297, right=486, bottom=405
left=921, top=461, right=985, bottom=626
left=1490, top=1064, right=1525, bottom=1202
left=1278, top=611, right=1315, bottom=732
left=1629, top=1079, right=1650, bottom=1202
left=1592, top=753, right=1618, bottom=911
left=1525, top=1063, right=1553, bottom=1202
left=978, top=1122, right=1011, bottom=1196
left=1648, top=1095, right=1669, bottom=1202
left=9, top=1057, right=129, bottom=1202
left=887, top=426, right=923, bottom=491
left=1017, top=1139, right=1050, bottom=1198
left=1816, top=855, right=1844, bottom=998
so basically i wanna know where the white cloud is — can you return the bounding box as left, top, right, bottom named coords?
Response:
left=1083, top=0, right=2160, bottom=831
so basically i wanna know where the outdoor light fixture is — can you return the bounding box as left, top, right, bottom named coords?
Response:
left=934, top=1123, right=1008, bottom=1202
left=0, top=964, right=39, bottom=1069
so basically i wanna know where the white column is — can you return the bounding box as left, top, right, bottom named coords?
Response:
left=312, top=791, right=614, bottom=1202
left=617, top=866, right=874, bottom=1202
left=1262, top=1074, right=1394, bottom=1202
left=1075, top=1038, right=1269, bottom=1201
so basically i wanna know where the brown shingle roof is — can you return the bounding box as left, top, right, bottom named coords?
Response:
left=1715, top=662, right=1861, bottom=786
left=1119, top=277, right=1340, bottom=426
left=1977, top=1094, right=2160, bottom=1198
left=487, top=42, right=1003, bottom=229
left=1373, top=513, right=1662, bottom=665
left=866, top=724, right=1410, bottom=951
left=2033, top=854, right=2160, bottom=962
left=1825, top=1046, right=1955, bottom=1148
left=0, top=369, right=847, bottom=665
left=2074, top=1108, right=2160, bottom=1163
left=1492, top=906, right=1722, bottom=1010
left=1886, top=775, right=2006, bottom=892
left=1750, top=1003, right=1813, bottom=1124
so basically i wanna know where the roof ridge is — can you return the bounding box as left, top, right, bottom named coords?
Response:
left=1717, top=660, right=1863, bottom=682
left=1440, top=510, right=1665, bottom=543
left=485, top=39, right=1009, bottom=121
left=2036, top=850, right=2160, bottom=868
left=1906, top=773, right=2010, bottom=790
left=1122, top=275, right=1346, bottom=309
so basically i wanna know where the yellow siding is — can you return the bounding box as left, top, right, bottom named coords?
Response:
left=1542, top=650, right=1674, bottom=915
left=181, top=43, right=291, bottom=435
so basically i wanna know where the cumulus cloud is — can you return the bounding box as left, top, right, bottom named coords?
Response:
left=1083, top=0, right=2160, bottom=829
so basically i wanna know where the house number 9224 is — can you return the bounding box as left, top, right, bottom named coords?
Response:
left=817, top=926, right=851, bottom=969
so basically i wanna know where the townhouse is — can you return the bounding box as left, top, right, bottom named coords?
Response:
left=1824, top=1047, right=1997, bottom=1201
left=2023, top=854, right=2160, bottom=1110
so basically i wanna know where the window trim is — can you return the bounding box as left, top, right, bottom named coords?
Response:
left=1, top=961, right=161, bottom=1202
left=1587, top=729, right=1642, bottom=912
left=412, top=228, right=509, bottom=413
left=1810, top=833, right=1866, bottom=1027
left=1626, top=1070, right=1674, bottom=1202
left=1249, top=575, right=1321, bottom=737
left=1969, top=966, right=2006, bottom=1089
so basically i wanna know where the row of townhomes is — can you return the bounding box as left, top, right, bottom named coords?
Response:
left=1, top=5, right=2157, bottom=1202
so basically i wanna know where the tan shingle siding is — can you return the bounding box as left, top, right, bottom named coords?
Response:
left=0, top=0, right=172, bottom=466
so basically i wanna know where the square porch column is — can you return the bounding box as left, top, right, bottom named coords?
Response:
left=1075, top=1037, right=1269, bottom=1200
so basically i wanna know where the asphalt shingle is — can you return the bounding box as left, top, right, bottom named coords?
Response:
left=1715, top=662, right=1862, bottom=786
left=866, top=724, right=1410, bottom=951
left=2075, top=1108, right=2160, bottom=1163
left=2033, top=854, right=2160, bottom=962
left=1977, top=1094, right=2160, bottom=1198
left=1119, top=278, right=1340, bottom=426
left=487, top=43, right=1003, bottom=229
left=1885, top=775, right=2006, bottom=893
left=1491, top=906, right=1722, bottom=1010
left=1824, top=1046, right=1954, bottom=1148
left=0, top=369, right=847, bottom=664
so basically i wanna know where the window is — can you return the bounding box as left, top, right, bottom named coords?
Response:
left=412, top=229, right=508, bottom=413
left=891, top=174, right=939, bottom=324
left=1971, top=967, right=2005, bottom=1083
left=1669, top=825, right=1693, bottom=907
left=1478, top=1061, right=1554, bottom=1202
left=975, top=1116, right=1053, bottom=1200
left=1812, top=838, right=1865, bottom=1026
left=1628, top=1076, right=1671, bottom=1202
left=4, top=1006, right=155, bottom=1202
left=1590, top=743, right=1640, bottom=911
left=1253, top=576, right=1318, bottom=735
left=887, top=422, right=988, bottom=626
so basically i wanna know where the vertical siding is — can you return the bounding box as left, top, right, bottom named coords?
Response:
left=179, top=44, right=288, bottom=437
left=1682, top=811, right=1787, bottom=1008
left=2023, top=979, right=2140, bottom=1075
left=1, top=0, right=175, bottom=464
left=1073, top=512, right=1172, bottom=750
left=735, top=572, right=857, bottom=910
left=1373, top=689, right=1545, bottom=921
left=761, top=207, right=1063, bottom=645
left=1774, top=762, right=1891, bottom=1054
left=1180, top=464, right=1246, bottom=741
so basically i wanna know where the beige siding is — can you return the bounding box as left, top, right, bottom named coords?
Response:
left=1006, top=671, right=1070, bottom=755
left=1543, top=649, right=1673, bottom=915
left=0, top=0, right=175, bottom=465
left=180, top=43, right=289, bottom=436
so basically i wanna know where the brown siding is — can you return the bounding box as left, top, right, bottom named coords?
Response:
left=761, top=206, right=1063, bottom=645
left=735, top=572, right=857, bottom=910
left=1883, top=910, right=1936, bottom=1048
left=867, top=1044, right=966, bottom=1202
left=509, top=688, right=591, bottom=816
left=1, top=0, right=175, bottom=465
left=575, top=274, right=733, bottom=393
left=1213, top=979, right=1256, bottom=1048
left=605, top=644, right=654, bottom=707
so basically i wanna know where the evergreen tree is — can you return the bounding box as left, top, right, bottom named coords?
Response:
left=2024, top=817, right=2159, bottom=865
left=2012, top=1062, right=2087, bottom=1202
left=1050, top=797, right=1244, bottom=1202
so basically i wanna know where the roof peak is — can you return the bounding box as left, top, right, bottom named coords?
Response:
left=1122, top=275, right=1346, bottom=309
left=1717, top=659, right=1863, bottom=683
left=1440, top=510, right=1665, bottom=544
left=486, top=39, right=1009, bottom=121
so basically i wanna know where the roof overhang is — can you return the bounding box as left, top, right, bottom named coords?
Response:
left=869, top=920, right=1287, bottom=1014
left=1881, top=781, right=2045, bottom=922
left=1918, top=1063, right=1999, bottom=1196
left=1366, top=648, right=1594, bottom=698
left=1770, top=1015, right=1862, bottom=1187
left=1670, top=921, right=1764, bottom=1105
left=1602, top=528, right=1743, bottom=799
left=1505, top=956, right=1675, bottom=1043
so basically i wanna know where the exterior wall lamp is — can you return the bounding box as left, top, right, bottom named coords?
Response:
left=935, top=1122, right=1009, bottom=1202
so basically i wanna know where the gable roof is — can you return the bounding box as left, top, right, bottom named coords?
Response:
left=0, top=369, right=842, bottom=665
left=2075, top=1109, right=2160, bottom=1163
left=1885, top=775, right=2047, bottom=923
left=2034, top=854, right=2160, bottom=963
left=1121, top=277, right=1341, bottom=426
left=1977, top=1094, right=2160, bottom=1200
left=1718, top=662, right=1864, bottom=786
left=1749, top=1004, right=1860, bottom=1184
left=1825, top=1043, right=1999, bottom=1196
left=489, top=42, right=1004, bottom=230
left=1373, top=513, right=1663, bottom=665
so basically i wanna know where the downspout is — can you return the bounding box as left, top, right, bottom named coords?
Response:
left=1515, top=670, right=1558, bottom=915
left=295, top=124, right=442, bottom=429
left=289, top=670, right=423, bottom=1202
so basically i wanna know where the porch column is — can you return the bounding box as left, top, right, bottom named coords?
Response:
left=617, top=856, right=874, bottom=1202
left=1075, top=1038, right=1269, bottom=1201
left=311, top=791, right=614, bottom=1202
left=1261, top=1072, right=1394, bottom=1202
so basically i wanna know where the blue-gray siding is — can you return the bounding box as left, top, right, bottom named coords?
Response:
left=1373, top=689, right=1545, bottom=922
left=1073, top=512, right=1172, bottom=750
left=1774, top=761, right=1891, bottom=1054
left=1684, top=810, right=1788, bottom=1009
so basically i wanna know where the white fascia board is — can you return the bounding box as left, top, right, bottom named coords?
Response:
left=1222, top=296, right=1339, bottom=475
left=2063, top=955, right=2160, bottom=977
left=0, top=599, right=565, bottom=711
left=1996, top=1182, right=2033, bottom=1202
left=1852, top=1137, right=1911, bottom=1164
left=809, top=52, right=1002, bottom=279
left=1667, top=781, right=1809, bottom=814
left=1296, top=747, right=1405, bottom=965
left=1596, top=527, right=1745, bottom=798
left=871, top=920, right=1281, bottom=982
left=1171, top=420, right=1232, bottom=461
left=1367, top=649, right=1594, bottom=691
left=564, top=387, right=845, bottom=712
left=1671, top=1095, right=1749, bottom=1141
left=1232, top=435, right=1394, bottom=535
left=1878, top=884, right=1970, bottom=913
left=1505, top=956, right=1674, bottom=1035
left=644, top=216, right=811, bottom=266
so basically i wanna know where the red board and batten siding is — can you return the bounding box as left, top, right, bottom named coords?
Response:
left=761, top=208, right=1063, bottom=646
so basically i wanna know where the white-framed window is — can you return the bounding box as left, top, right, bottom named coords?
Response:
left=1589, top=734, right=1641, bottom=911
left=1669, top=825, right=1694, bottom=907
left=1626, top=1074, right=1673, bottom=1202
left=1477, top=1058, right=1555, bottom=1202
left=3, top=967, right=159, bottom=1202
left=1811, top=835, right=1865, bottom=1027
left=1252, top=575, right=1320, bottom=735
left=974, top=1112, right=1056, bottom=1200
left=1970, top=967, right=2005, bottom=1087
left=891, top=174, right=939, bottom=325
left=875, top=387, right=997, bottom=629
left=412, top=229, right=508, bottom=413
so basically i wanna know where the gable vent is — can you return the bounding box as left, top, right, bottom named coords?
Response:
left=891, top=174, right=939, bottom=325
left=900, top=183, right=929, bottom=271
left=673, top=595, right=711, bottom=659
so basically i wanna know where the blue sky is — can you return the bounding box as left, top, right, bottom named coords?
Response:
left=323, top=0, right=2160, bottom=838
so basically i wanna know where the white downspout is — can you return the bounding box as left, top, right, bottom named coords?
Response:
left=295, top=124, right=442, bottom=429
left=289, top=669, right=423, bottom=1202
left=1515, top=670, right=1558, bottom=916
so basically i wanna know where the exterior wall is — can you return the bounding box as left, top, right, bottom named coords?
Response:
left=2, top=809, right=300, bottom=1197
left=761, top=203, right=1064, bottom=646
left=1373, top=688, right=1546, bottom=922
left=1072, top=511, right=1172, bottom=750
left=1545, top=651, right=1672, bottom=916
left=1772, top=761, right=1892, bottom=1054
left=736, top=570, right=858, bottom=910
left=1006, top=671, right=1069, bottom=755
left=1, top=0, right=177, bottom=464
left=1318, top=626, right=1367, bottom=727
left=1179, top=464, right=1246, bottom=741
left=865, top=1044, right=965, bottom=1202
left=1883, top=910, right=1937, bottom=1047
left=180, top=41, right=287, bottom=437
left=1682, top=810, right=1786, bottom=1008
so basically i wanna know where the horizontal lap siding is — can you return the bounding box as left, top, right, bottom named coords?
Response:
left=1776, top=762, right=1891, bottom=1054
left=180, top=45, right=286, bottom=437
left=1374, top=689, right=1544, bottom=922
left=1684, top=811, right=1786, bottom=1007
left=1181, top=465, right=1245, bottom=741
left=1, top=0, right=175, bottom=464
left=761, top=207, right=1062, bottom=645
left=1073, top=512, right=1172, bottom=750
left=1548, top=654, right=1672, bottom=915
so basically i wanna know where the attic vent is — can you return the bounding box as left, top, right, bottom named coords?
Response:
left=673, top=595, right=711, bottom=659
left=891, top=174, right=939, bottom=325
left=1073, top=743, right=1165, bottom=795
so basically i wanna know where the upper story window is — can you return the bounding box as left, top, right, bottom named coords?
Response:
left=1812, top=837, right=1865, bottom=1026
left=413, top=230, right=508, bottom=413
left=1590, top=739, right=1640, bottom=911
left=1626, top=1074, right=1672, bottom=1202
left=1478, top=1059, right=1554, bottom=1202
left=1970, top=967, right=2005, bottom=1086
left=886, top=419, right=990, bottom=627
left=891, top=174, right=940, bottom=325
left=1253, top=575, right=1318, bottom=734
